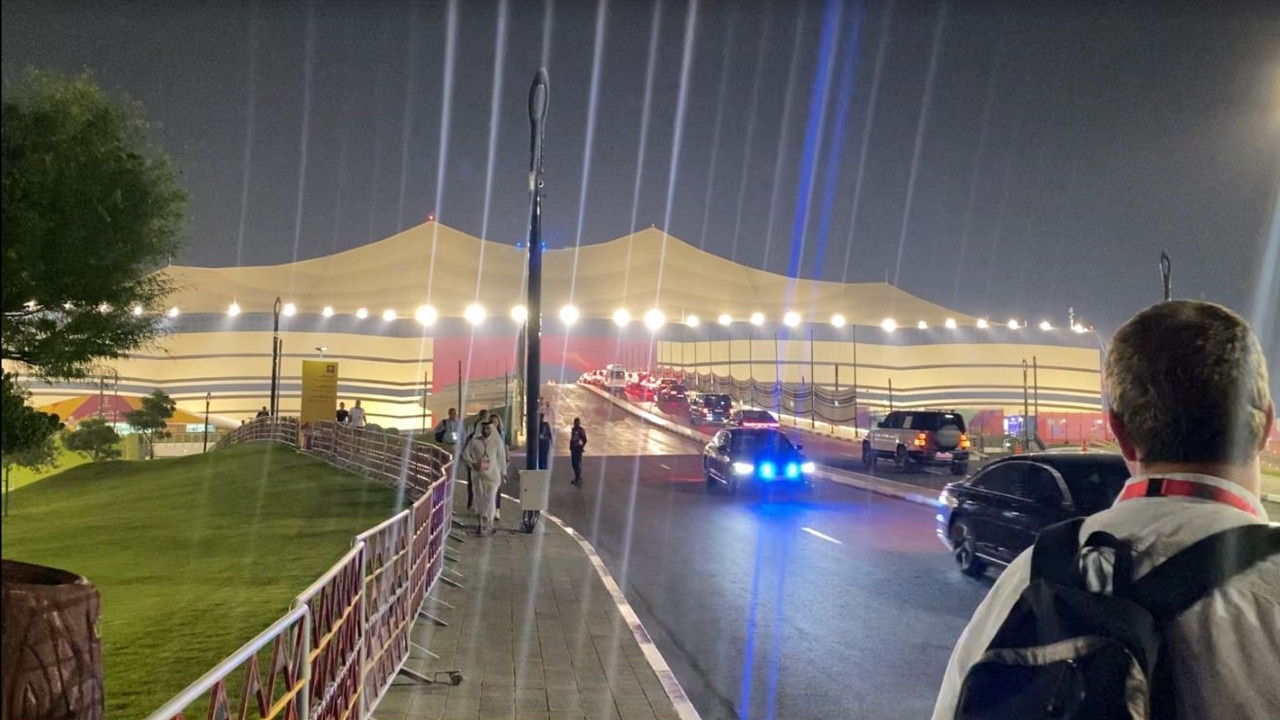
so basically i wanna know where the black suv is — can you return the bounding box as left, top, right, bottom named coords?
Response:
left=936, top=451, right=1130, bottom=576
left=689, top=393, right=733, bottom=425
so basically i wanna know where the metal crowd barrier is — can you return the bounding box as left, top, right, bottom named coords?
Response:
left=147, top=417, right=458, bottom=720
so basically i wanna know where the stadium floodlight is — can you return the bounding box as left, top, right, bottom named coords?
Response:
left=644, top=309, right=666, bottom=331
left=560, top=305, right=580, bottom=326
left=945, top=318, right=957, bottom=329
left=228, top=303, right=241, bottom=317
left=414, top=305, right=438, bottom=325
left=464, top=304, right=486, bottom=326
left=613, top=308, right=631, bottom=327
left=749, top=312, right=765, bottom=326
left=830, top=313, right=846, bottom=328
left=881, top=318, right=897, bottom=332
left=719, top=314, right=733, bottom=326
left=511, top=305, right=528, bottom=323
left=321, top=306, right=334, bottom=317
left=283, top=302, right=297, bottom=317
left=356, top=308, right=369, bottom=319
left=685, top=314, right=700, bottom=328
left=783, top=311, right=801, bottom=328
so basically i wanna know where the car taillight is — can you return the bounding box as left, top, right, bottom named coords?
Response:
left=959, top=433, right=971, bottom=449
left=913, top=432, right=927, bottom=447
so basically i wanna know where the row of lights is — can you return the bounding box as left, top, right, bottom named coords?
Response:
left=77, top=301, right=1090, bottom=335
left=152, top=301, right=1087, bottom=334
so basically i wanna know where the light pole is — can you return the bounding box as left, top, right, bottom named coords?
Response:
left=270, top=297, right=282, bottom=416
left=203, top=392, right=212, bottom=453
left=522, top=68, right=549, bottom=535
left=1022, top=359, right=1030, bottom=449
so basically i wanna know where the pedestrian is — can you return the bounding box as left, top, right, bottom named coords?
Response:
left=434, top=407, right=460, bottom=446
left=933, top=300, right=1279, bottom=720
left=462, top=420, right=505, bottom=536
left=569, top=417, right=587, bottom=485
left=348, top=399, right=366, bottom=428
left=463, top=410, right=489, bottom=510
left=488, top=412, right=507, bottom=519
left=255, top=406, right=270, bottom=419
left=335, top=402, right=349, bottom=425
left=537, top=413, right=553, bottom=471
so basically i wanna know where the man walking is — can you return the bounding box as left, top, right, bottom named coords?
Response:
left=462, top=409, right=488, bottom=510
left=336, top=402, right=349, bottom=424
left=537, top=413, right=553, bottom=471
left=569, top=417, right=587, bottom=485
left=463, top=420, right=505, bottom=536
left=933, top=300, right=1279, bottom=720
left=435, top=407, right=460, bottom=446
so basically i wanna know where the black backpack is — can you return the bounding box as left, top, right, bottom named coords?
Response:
left=956, top=517, right=1280, bottom=720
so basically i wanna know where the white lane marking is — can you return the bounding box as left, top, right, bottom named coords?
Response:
left=659, top=464, right=672, bottom=470
left=543, top=513, right=703, bottom=720
left=802, top=527, right=843, bottom=545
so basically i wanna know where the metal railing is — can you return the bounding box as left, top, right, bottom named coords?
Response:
left=147, top=417, right=456, bottom=720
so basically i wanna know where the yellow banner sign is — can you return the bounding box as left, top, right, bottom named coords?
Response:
left=300, top=360, right=339, bottom=427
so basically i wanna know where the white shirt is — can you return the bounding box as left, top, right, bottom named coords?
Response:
left=933, top=473, right=1280, bottom=720
left=349, top=405, right=366, bottom=428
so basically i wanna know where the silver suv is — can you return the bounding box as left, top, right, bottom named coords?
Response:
left=862, top=410, right=971, bottom=475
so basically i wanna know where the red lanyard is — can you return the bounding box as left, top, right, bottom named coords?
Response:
left=1116, top=477, right=1259, bottom=518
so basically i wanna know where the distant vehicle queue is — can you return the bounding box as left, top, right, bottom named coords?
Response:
left=578, top=367, right=779, bottom=430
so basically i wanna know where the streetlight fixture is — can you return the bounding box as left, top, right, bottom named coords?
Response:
left=917, top=320, right=928, bottom=330
left=976, top=318, right=989, bottom=329
left=718, top=313, right=733, bottom=326
left=685, top=314, right=700, bottom=328
left=167, top=307, right=180, bottom=318
left=383, top=308, right=398, bottom=322
left=644, top=309, right=665, bottom=331
left=132, top=305, right=144, bottom=316
left=880, top=318, right=897, bottom=332
left=1039, top=320, right=1053, bottom=332
left=321, top=306, right=334, bottom=318
left=944, top=318, right=957, bottom=329
left=414, top=305, right=437, bottom=325
left=830, top=313, right=846, bottom=328
left=560, top=304, right=579, bottom=326
left=1007, top=319, right=1021, bottom=330
left=228, top=302, right=241, bottom=317
left=282, top=302, right=297, bottom=317
left=749, top=312, right=765, bottom=326
left=355, top=308, right=369, bottom=319
left=613, top=308, right=631, bottom=327
left=511, top=305, right=528, bottom=323
left=783, top=311, right=801, bottom=328
left=464, top=303, right=486, bottom=326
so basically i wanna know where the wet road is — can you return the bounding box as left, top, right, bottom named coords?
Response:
left=527, top=386, right=991, bottom=720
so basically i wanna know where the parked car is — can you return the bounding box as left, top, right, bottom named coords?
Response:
left=725, top=408, right=779, bottom=429
left=689, top=393, right=734, bottom=425
left=702, top=427, right=815, bottom=495
left=936, top=451, right=1130, bottom=576
left=863, top=410, right=971, bottom=475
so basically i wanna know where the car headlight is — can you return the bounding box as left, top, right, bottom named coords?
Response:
left=800, top=461, right=816, bottom=474
left=732, top=462, right=755, bottom=475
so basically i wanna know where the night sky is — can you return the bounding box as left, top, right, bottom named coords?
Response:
left=3, top=0, right=1279, bottom=350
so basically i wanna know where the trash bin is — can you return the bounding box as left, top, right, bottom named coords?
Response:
left=1, top=559, right=104, bottom=720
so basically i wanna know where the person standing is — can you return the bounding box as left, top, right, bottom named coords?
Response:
left=537, top=413, right=553, bottom=471
left=463, top=420, right=505, bottom=536
left=933, top=300, right=1280, bottom=720
left=256, top=406, right=270, bottom=419
left=435, top=407, right=460, bottom=446
left=335, top=402, right=349, bottom=424
left=569, top=417, right=587, bottom=485
left=348, top=399, right=366, bottom=428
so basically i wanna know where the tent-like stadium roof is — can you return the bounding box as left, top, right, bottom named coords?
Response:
left=162, top=221, right=977, bottom=327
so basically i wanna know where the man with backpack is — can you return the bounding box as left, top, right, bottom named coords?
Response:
left=933, top=300, right=1279, bottom=720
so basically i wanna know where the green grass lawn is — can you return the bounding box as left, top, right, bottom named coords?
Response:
left=0, top=444, right=399, bottom=719
left=4, top=437, right=93, bottom=493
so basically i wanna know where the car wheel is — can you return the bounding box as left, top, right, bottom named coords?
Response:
left=861, top=442, right=874, bottom=470
left=951, top=521, right=987, bottom=577
left=951, top=461, right=969, bottom=476
left=893, top=446, right=909, bottom=473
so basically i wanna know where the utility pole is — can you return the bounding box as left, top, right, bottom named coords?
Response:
left=203, top=392, right=211, bottom=453
left=1022, top=359, right=1030, bottom=449
left=270, top=297, right=282, bottom=416
left=522, top=68, right=550, bottom=534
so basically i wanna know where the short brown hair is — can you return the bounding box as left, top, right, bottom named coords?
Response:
left=1105, top=300, right=1271, bottom=464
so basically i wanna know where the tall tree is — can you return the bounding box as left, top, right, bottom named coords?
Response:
left=126, top=390, right=177, bottom=460
left=0, top=372, right=62, bottom=459
left=63, top=418, right=122, bottom=462
left=2, top=69, right=186, bottom=380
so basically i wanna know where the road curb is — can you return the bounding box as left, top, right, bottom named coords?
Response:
left=578, top=384, right=942, bottom=509
left=1264, top=493, right=1280, bottom=505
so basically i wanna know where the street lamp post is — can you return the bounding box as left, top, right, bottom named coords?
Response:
left=270, top=297, right=282, bottom=416
left=203, top=392, right=212, bottom=453
left=522, top=68, right=550, bottom=534
left=1022, top=359, right=1031, bottom=449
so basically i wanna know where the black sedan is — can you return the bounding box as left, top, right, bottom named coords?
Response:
left=703, top=427, right=815, bottom=495
left=936, top=451, right=1130, bottom=576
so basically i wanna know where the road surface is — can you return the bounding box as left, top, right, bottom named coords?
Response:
left=520, top=386, right=990, bottom=720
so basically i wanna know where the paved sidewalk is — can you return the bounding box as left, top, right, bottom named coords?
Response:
left=373, top=492, right=686, bottom=720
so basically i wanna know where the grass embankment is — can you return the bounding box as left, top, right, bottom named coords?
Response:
left=4, top=438, right=93, bottom=493
left=0, top=444, right=399, bottom=719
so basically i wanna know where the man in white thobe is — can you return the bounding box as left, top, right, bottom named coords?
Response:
left=463, top=421, right=505, bottom=536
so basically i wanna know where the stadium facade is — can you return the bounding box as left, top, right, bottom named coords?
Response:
left=11, top=221, right=1105, bottom=433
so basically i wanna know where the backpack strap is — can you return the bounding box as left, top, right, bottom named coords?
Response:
left=1030, top=517, right=1087, bottom=586
left=1128, top=524, right=1280, bottom=618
